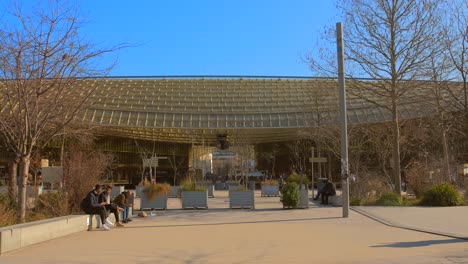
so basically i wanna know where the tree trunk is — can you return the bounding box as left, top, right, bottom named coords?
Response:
left=7, top=154, right=20, bottom=205
left=392, top=103, right=402, bottom=195
left=17, top=154, right=31, bottom=224
left=442, top=130, right=451, bottom=183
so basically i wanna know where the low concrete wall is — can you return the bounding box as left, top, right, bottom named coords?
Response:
left=330, top=195, right=342, bottom=206
left=0, top=215, right=88, bottom=255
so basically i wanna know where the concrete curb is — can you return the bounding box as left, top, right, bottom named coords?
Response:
left=351, top=207, right=468, bottom=241
left=0, top=215, right=89, bottom=255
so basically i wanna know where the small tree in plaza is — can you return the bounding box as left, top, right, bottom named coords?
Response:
left=0, top=0, right=124, bottom=223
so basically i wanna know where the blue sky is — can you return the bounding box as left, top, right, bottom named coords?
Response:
left=84, top=1, right=338, bottom=77
left=10, top=1, right=338, bottom=77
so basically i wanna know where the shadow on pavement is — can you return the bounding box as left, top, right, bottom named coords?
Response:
left=371, top=239, right=466, bottom=248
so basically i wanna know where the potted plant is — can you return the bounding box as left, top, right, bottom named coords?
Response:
left=261, top=179, right=280, bottom=197
left=229, top=185, right=255, bottom=209
left=179, top=179, right=208, bottom=209
left=197, top=182, right=215, bottom=198
left=141, top=182, right=171, bottom=210
left=285, top=173, right=310, bottom=208
left=281, top=182, right=308, bottom=209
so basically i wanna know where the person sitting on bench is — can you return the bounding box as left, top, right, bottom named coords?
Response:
left=81, top=184, right=110, bottom=231
left=114, top=191, right=133, bottom=223
left=313, top=179, right=336, bottom=205
left=98, top=185, right=125, bottom=227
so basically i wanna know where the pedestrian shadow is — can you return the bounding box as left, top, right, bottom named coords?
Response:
left=371, top=239, right=466, bottom=248
left=123, top=216, right=342, bottom=229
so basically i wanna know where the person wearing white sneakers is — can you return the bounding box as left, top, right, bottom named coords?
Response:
left=81, top=184, right=111, bottom=231
left=98, top=185, right=125, bottom=227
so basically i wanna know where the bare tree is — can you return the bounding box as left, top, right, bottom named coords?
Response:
left=0, top=0, right=124, bottom=223
left=63, top=147, right=113, bottom=212
left=229, top=131, right=254, bottom=188
left=133, top=137, right=157, bottom=184
left=167, top=143, right=185, bottom=186
left=310, top=0, right=444, bottom=194
left=443, top=0, right=468, bottom=122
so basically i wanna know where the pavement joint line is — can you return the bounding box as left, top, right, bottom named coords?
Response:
left=350, top=206, right=468, bottom=241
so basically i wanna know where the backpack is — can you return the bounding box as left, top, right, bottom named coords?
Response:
left=80, top=195, right=90, bottom=212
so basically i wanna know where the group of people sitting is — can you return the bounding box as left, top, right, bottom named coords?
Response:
left=81, top=184, right=133, bottom=231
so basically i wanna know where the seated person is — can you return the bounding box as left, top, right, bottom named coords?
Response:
left=114, top=191, right=133, bottom=223
left=313, top=179, right=336, bottom=205
left=81, top=184, right=110, bottom=231
left=98, top=185, right=125, bottom=227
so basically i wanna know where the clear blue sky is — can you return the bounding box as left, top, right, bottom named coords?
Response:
left=13, top=1, right=338, bottom=77
left=84, top=1, right=338, bottom=77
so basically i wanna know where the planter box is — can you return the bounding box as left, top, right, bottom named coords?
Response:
left=169, top=186, right=180, bottom=198
left=229, top=190, right=255, bottom=209
left=282, top=189, right=309, bottom=209
left=136, top=186, right=143, bottom=197
left=181, top=191, right=208, bottom=209
left=329, top=195, right=342, bottom=206
left=299, top=189, right=309, bottom=209
left=228, top=184, right=241, bottom=191
left=261, top=185, right=279, bottom=197
left=140, top=194, right=167, bottom=210
left=111, top=186, right=125, bottom=197
left=197, top=183, right=215, bottom=197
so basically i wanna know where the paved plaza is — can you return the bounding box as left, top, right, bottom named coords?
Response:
left=1, top=191, right=467, bottom=264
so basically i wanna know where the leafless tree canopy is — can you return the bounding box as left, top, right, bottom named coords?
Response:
left=0, top=0, right=124, bottom=223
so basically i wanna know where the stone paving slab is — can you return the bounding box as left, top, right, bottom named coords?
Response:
left=1, top=191, right=468, bottom=263
left=352, top=206, right=468, bottom=239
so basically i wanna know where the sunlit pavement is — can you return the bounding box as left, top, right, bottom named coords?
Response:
left=1, top=191, right=467, bottom=264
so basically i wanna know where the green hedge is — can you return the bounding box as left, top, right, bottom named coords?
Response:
left=376, top=192, right=402, bottom=206
left=281, top=182, right=300, bottom=208
left=286, top=174, right=310, bottom=185
left=420, top=183, right=462, bottom=206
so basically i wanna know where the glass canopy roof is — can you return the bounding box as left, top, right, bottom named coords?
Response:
left=69, top=77, right=462, bottom=144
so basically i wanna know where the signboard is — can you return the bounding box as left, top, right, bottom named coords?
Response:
left=41, top=159, right=49, bottom=168
left=212, top=151, right=236, bottom=160
left=41, top=166, right=63, bottom=183
left=309, top=157, right=327, bottom=163
left=143, top=156, right=168, bottom=167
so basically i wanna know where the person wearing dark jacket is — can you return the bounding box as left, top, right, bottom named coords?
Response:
left=98, top=185, right=125, bottom=227
left=313, top=179, right=336, bottom=205
left=82, top=184, right=110, bottom=231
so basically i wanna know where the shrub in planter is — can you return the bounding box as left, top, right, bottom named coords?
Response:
left=286, top=173, right=310, bottom=187
left=142, top=183, right=171, bottom=200
left=179, top=179, right=206, bottom=193
left=281, top=182, right=300, bottom=208
left=420, top=183, right=462, bottom=206
left=262, top=179, right=279, bottom=186
left=179, top=179, right=208, bottom=209
left=375, top=192, right=402, bottom=206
